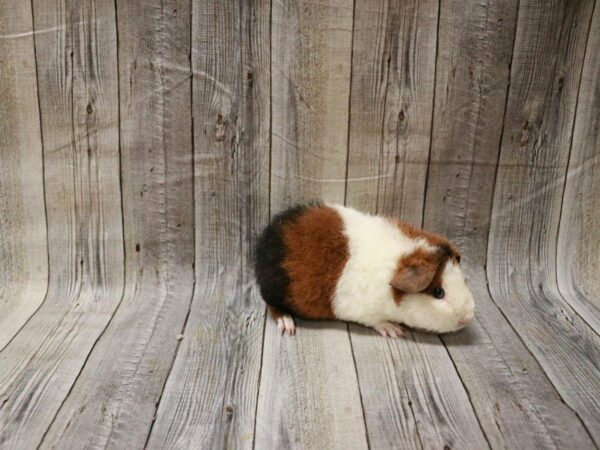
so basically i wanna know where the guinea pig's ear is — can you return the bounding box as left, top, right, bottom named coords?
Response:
left=390, top=253, right=437, bottom=293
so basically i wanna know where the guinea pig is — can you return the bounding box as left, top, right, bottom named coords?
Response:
left=253, top=202, right=475, bottom=337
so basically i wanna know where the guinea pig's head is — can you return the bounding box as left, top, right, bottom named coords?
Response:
left=390, top=244, right=474, bottom=334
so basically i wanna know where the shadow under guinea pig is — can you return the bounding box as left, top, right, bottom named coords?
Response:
left=290, top=318, right=480, bottom=347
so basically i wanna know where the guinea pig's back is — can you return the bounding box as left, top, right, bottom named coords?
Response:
left=254, top=202, right=349, bottom=319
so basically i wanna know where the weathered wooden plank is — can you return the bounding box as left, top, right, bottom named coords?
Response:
left=424, top=0, right=517, bottom=260
left=487, top=0, right=600, bottom=444
left=349, top=329, right=491, bottom=450
left=557, top=2, right=600, bottom=334
left=38, top=1, right=195, bottom=448
left=256, top=1, right=368, bottom=448
left=443, top=268, right=595, bottom=450
left=345, top=0, right=436, bottom=221
left=145, top=1, right=270, bottom=448
left=270, top=0, right=354, bottom=207
left=0, top=0, right=48, bottom=351
left=345, top=2, right=489, bottom=448
left=425, top=1, right=595, bottom=448
left=0, top=1, right=124, bottom=448
left=257, top=322, right=368, bottom=450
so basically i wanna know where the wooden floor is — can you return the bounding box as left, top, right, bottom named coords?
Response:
left=1, top=0, right=599, bottom=448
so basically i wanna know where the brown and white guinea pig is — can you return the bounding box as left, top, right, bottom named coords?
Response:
left=253, top=202, right=475, bottom=337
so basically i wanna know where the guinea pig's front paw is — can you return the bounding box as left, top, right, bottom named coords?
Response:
left=276, top=314, right=296, bottom=336
left=373, top=321, right=405, bottom=338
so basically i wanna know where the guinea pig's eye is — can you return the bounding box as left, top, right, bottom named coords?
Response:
left=432, top=287, right=445, bottom=299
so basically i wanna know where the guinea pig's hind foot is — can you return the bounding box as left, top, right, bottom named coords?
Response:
left=268, top=305, right=296, bottom=336
left=276, top=315, right=296, bottom=336
left=374, top=321, right=405, bottom=338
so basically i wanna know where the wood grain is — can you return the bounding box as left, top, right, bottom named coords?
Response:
left=256, top=322, right=369, bottom=450
left=349, top=327, right=491, bottom=450
left=557, top=1, right=600, bottom=334
left=345, top=0, right=436, bottom=222
left=0, top=0, right=124, bottom=448
left=145, top=1, right=270, bottom=448
left=487, top=0, right=600, bottom=444
left=270, top=0, right=354, bottom=206
left=423, top=1, right=595, bottom=448
left=0, top=0, right=48, bottom=350
left=424, top=0, right=517, bottom=261
left=446, top=266, right=595, bottom=450
left=38, top=1, right=195, bottom=448
left=256, top=0, right=368, bottom=448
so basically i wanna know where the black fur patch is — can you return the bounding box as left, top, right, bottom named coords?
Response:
left=253, top=202, right=320, bottom=315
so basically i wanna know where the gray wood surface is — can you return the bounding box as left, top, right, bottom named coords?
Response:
left=0, top=0, right=48, bottom=351
left=487, top=0, right=600, bottom=445
left=145, top=1, right=270, bottom=448
left=270, top=0, right=354, bottom=207
left=349, top=329, right=490, bottom=450
left=0, top=0, right=124, bottom=448
left=424, top=0, right=517, bottom=261
left=257, top=1, right=369, bottom=448
left=257, top=322, right=368, bottom=450
left=38, top=1, right=195, bottom=448
left=444, top=267, right=595, bottom=449
left=557, top=1, right=600, bottom=334
left=424, top=1, right=595, bottom=448
left=1, top=0, right=600, bottom=448
left=345, top=0, right=436, bottom=220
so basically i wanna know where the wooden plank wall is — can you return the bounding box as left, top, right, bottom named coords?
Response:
left=424, top=1, right=595, bottom=448
left=0, top=0, right=48, bottom=350
left=40, top=0, right=195, bottom=447
left=487, top=1, right=600, bottom=445
left=147, top=1, right=270, bottom=447
left=0, top=0, right=599, bottom=448
left=1, top=1, right=124, bottom=448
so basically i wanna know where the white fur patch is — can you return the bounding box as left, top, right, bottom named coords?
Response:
left=331, top=205, right=432, bottom=327
left=331, top=204, right=474, bottom=333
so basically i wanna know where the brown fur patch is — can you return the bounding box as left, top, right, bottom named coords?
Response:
left=280, top=206, right=348, bottom=319
left=390, top=224, right=459, bottom=304
left=390, top=248, right=438, bottom=293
